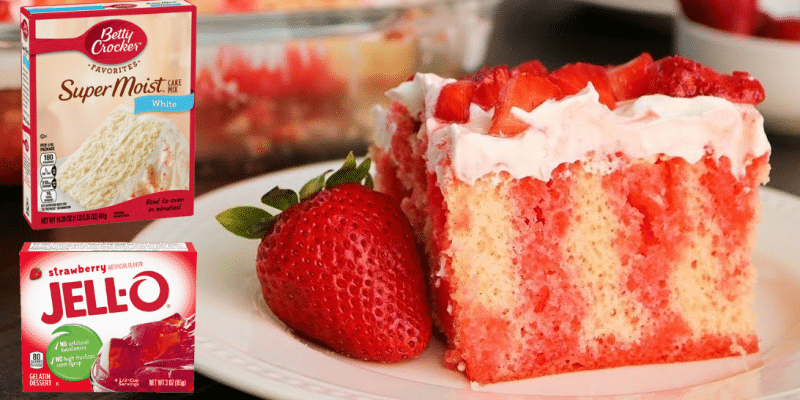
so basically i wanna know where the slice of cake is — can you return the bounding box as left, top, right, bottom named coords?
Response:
left=371, top=54, right=770, bottom=384
left=59, top=105, right=190, bottom=210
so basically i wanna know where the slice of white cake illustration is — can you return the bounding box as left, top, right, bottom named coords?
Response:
left=59, top=105, right=190, bottom=210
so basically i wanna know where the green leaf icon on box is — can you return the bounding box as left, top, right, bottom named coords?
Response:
left=46, top=324, right=102, bottom=381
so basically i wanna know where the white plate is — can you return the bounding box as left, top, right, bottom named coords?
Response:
left=135, top=160, right=800, bottom=400
left=575, top=0, right=677, bottom=16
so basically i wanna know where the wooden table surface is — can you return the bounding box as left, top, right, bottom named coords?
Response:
left=1, top=1, right=799, bottom=399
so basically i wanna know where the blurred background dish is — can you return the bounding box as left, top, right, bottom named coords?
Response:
left=0, top=0, right=500, bottom=183
left=575, top=0, right=677, bottom=16
left=675, top=10, right=800, bottom=136
left=193, top=1, right=499, bottom=179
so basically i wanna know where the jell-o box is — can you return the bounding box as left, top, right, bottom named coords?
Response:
left=20, top=242, right=197, bottom=392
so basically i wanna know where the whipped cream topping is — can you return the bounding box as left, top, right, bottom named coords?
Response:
left=380, top=73, right=770, bottom=185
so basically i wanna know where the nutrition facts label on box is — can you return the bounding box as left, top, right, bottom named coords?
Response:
left=39, top=151, right=56, bottom=198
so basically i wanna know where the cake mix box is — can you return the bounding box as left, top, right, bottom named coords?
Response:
left=20, top=1, right=196, bottom=229
left=20, top=242, right=197, bottom=392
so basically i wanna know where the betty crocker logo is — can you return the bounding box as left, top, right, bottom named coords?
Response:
left=83, top=19, right=147, bottom=64
left=41, top=270, right=169, bottom=325
left=21, top=20, right=29, bottom=41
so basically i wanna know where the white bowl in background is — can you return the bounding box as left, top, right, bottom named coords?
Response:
left=675, top=13, right=800, bottom=135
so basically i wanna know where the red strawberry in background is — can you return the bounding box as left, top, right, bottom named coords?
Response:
left=30, top=267, right=42, bottom=280
left=679, top=0, right=759, bottom=35
left=756, top=11, right=800, bottom=41
left=217, top=154, right=432, bottom=362
left=0, top=2, right=10, bottom=22
left=681, top=0, right=800, bottom=42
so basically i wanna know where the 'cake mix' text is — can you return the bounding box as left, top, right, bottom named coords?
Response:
left=41, top=271, right=169, bottom=325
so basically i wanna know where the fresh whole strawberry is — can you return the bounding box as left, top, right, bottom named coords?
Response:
left=217, top=154, right=432, bottom=362
left=30, top=267, right=42, bottom=280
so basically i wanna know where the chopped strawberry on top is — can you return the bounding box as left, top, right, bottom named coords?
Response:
left=217, top=154, right=432, bottom=363
left=438, top=53, right=764, bottom=137
left=489, top=74, right=563, bottom=137
left=511, top=59, right=549, bottom=77
left=470, top=65, right=510, bottom=111
left=645, top=56, right=714, bottom=98
left=607, top=53, right=654, bottom=101
left=548, top=62, right=617, bottom=109
left=645, top=56, right=765, bottom=104
left=434, top=81, right=475, bottom=123
left=711, top=71, right=767, bottom=104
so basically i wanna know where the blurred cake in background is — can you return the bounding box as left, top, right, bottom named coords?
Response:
left=0, top=0, right=499, bottom=183
left=192, top=0, right=498, bottom=179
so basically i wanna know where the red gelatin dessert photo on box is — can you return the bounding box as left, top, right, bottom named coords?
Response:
left=90, top=313, right=195, bottom=392
left=20, top=242, right=197, bottom=392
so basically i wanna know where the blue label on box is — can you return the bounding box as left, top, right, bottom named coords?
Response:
left=134, top=94, right=194, bottom=114
left=28, top=5, right=104, bottom=13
